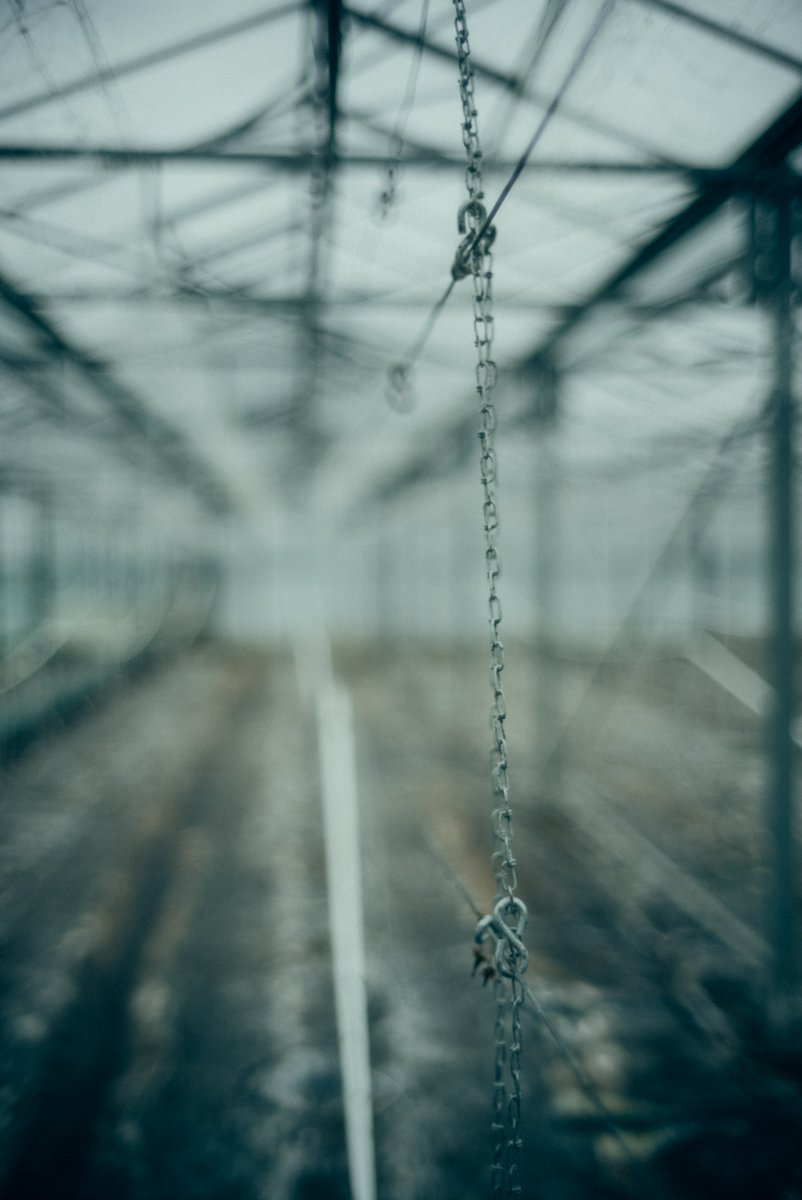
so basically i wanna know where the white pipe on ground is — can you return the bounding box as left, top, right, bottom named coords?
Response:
left=316, top=676, right=377, bottom=1200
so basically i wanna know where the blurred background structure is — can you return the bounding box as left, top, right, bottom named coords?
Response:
left=0, top=1, right=801, bottom=1197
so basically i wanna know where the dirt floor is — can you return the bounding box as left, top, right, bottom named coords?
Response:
left=0, top=639, right=800, bottom=1199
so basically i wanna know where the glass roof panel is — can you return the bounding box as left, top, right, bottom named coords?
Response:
left=0, top=0, right=797, bottom=524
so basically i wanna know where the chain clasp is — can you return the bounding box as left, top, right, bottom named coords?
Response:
left=474, top=895, right=528, bottom=979
left=451, top=199, right=497, bottom=280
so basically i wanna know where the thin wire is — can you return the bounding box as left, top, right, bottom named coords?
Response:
left=535, top=405, right=767, bottom=784
left=519, top=979, right=640, bottom=1170
left=62, top=0, right=176, bottom=292
left=67, top=0, right=130, bottom=131
left=421, top=827, right=642, bottom=1173
left=486, top=0, right=572, bottom=153
left=7, top=1, right=85, bottom=135
left=473, top=0, right=617, bottom=250
left=377, top=0, right=431, bottom=218
left=405, top=279, right=455, bottom=365
left=390, top=0, right=616, bottom=378
left=189, top=80, right=312, bottom=153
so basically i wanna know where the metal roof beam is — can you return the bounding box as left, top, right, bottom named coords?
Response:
left=343, top=4, right=680, bottom=163
left=0, top=2, right=303, bottom=125
left=0, top=270, right=234, bottom=514
left=344, top=6, right=518, bottom=91
left=629, top=0, right=802, bottom=75
left=284, top=0, right=347, bottom=457
left=520, top=90, right=802, bottom=373
left=0, top=143, right=750, bottom=178
left=362, top=96, right=802, bottom=509
left=28, top=284, right=755, bottom=315
left=174, top=216, right=304, bottom=274
left=147, top=179, right=282, bottom=241
left=315, top=0, right=344, bottom=159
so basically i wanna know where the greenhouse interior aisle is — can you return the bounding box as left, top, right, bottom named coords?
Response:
left=0, top=641, right=799, bottom=1199
left=0, top=2, right=800, bottom=1198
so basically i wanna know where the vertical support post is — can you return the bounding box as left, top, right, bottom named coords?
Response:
left=689, top=509, right=718, bottom=636
left=763, top=180, right=797, bottom=1027
left=534, top=439, right=562, bottom=799
left=29, top=491, right=53, bottom=634
left=0, top=500, right=6, bottom=661
left=532, top=358, right=562, bottom=801
left=372, top=535, right=392, bottom=644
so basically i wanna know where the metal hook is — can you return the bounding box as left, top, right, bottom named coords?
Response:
left=457, top=198, right=487, bottom=234
left=452, top=201, right=497, bottom=280
left=495, top=895, right=527, bottom=938
left=451, top=233, right=476, bottom=281
left=474, top=896, right=528, bottom=979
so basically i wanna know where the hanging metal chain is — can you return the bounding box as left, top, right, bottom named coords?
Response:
left=451, top=2, right=527, bottom=1196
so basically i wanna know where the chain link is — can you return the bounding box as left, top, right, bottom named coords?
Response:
left=452, top=1, right=525, bottom=1195
left=491, top=978, right=508, bottom=1191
